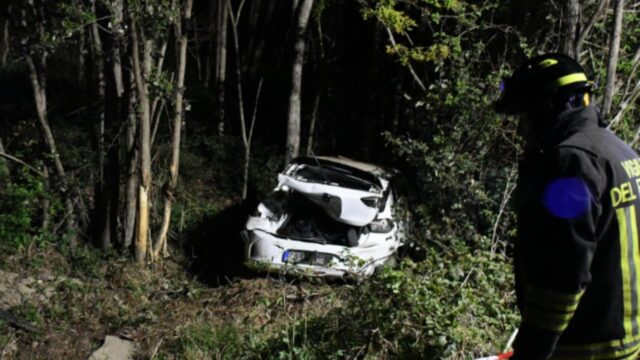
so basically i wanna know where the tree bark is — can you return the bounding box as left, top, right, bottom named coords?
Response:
left=89, top=0, right=114, bottom=249
left=243, top=0, right=262, bottom=74
left=124, top=83, right=138, bottom=249
left=41, top=166, right=50, bottom=230
left=26, top=55, right=78, bottom=244
left=306, top=90, right=320, bottom=156
left=215, top=0, right=228, bottom=135
left=285, top=0, right=314, bottom=165
left=228, top=0, right=249, bottom=199
left=602, top=0, right=625, bottom=117
left=131, top=17, right=153, bottom=264
left=0, top=137, right=9, bottom=189
left=560, top=0, right=580, bottom=58
left=0, top=5, right=9, bottom=67
left=245, top=0, right=275, bottom=81
left=154, top=0, right=193, bottom=259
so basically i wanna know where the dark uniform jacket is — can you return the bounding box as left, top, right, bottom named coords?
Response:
left=513, top=105, right=640, bottom=360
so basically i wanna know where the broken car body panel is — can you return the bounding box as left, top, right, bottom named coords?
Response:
left=243, top=156, right=407, bottom=277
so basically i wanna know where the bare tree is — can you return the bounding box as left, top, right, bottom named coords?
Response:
left=123, top=87, right=138, bottom=249
left=228, top=0, right=263, bottom=200
left=602, top=0, right=625, bottom=117
left=26, top=57, right=78, bottom=244
left=130, top=13, right=153, bottom=263
left=215, top=0, right=229, bottom=135
left=285, top=0, right=315, bottom=164
left=576, top=0, right=609, bottom=57
left=17, top=0, right=79, bottom=244
left=154, top=0, right=194, bottom=259
left=560, top=0, right=580, bottom=58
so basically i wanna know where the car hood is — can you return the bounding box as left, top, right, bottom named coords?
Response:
left=278, top=157, right=390, bottom=226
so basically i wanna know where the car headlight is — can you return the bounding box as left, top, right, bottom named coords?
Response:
left=369, top=219, right=394, bottom=233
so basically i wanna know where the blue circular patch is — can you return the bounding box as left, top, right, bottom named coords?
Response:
left=542, top=177, right=591, bottom=219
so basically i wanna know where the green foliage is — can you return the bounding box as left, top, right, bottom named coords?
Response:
left=219, top=254, right=517, bottom=359
left=0, top=170, right=56, bottom=250
left=386, top=43, right=451, bottom=65
left=177, top=323, right=255, bottom=360
left=362, top=3, right=417, bottom=33
left=127, top=0, right=179, bottom=36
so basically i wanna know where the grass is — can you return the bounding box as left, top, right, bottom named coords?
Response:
left=0, top=226, right=516, bottom=360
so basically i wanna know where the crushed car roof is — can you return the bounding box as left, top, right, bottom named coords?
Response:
left=291, top=156, right=394, bottom=178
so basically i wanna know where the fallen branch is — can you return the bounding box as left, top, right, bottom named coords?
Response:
left=0, top=309, right=40, bottom=333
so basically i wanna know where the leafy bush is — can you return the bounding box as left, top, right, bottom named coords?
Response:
left=252, top=252, right=516, bottom=359
left=0, top=170, right=56, bottom=249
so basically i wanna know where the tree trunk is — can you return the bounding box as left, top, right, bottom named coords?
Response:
left=242, top=0, right=262, bottom=74
left=154, top=0, right=193, bottom=259
left=215, top=0, right=228, bottom=135
left=0, top=137, right=9, bottom=189
left=602, top=0, right=625, bottom=117
left=285, top=0, right=314, bottom=165
left=102, top=51, right=122, bottom=250
left=306, top=90, right=320, bottom=155
left=41, top=166, right=49, bottom=230
left=228, top=0, right=263, bottom=200
left=245, top=0, right=275, bottom=80
left=131, top=17, right=153, bottom=264
left=0, top=5, right=9, bottom=67
left=107, top=0, right=125, bottom=248
left=89, top=0, right=113, bottom=249
left=228, top=0, right=249, bottom=198
left=124, top=85, right=138, bottom=249
left=560, top=0, right=580, bottom=58
left=26, top=55, right=78, bottom=244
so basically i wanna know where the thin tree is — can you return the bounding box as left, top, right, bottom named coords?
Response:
left=0, top=138, right=9, bottom=189
left=215, top=0, right=228, bottom=134
left=154, top=0, right=194, bottom=259
left=228, top=0, right=264, bottom=200
left=560, top=0, right=579, bottom=58
left=576, top=0, right=609, bottom=57
left=285, top=0, right=314, bottom=165
left=18, top=1, right=79, bottom=244
left=130, top=10, right=153, bottom=263
left=602, top=0, right=625, bottom=117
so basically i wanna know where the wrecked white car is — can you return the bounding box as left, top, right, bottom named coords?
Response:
left=241, top=156, right=409, bottom=277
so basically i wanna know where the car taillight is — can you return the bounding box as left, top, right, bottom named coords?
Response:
left=361, top=196, right=378, bottom=208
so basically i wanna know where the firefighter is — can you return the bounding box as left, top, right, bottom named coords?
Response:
left=494, top=53, right=640, bottom=359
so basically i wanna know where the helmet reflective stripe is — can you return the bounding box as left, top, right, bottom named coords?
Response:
left=538, top=58, right=559, bottom=68
left=556, top=73, right=588, bottom=87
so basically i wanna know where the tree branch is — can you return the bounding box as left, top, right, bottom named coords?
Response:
left=0, top=151, right=45, bottom=177
left=385, top=27, right=427, bottom=93
left=576, top=0, right=608, bottom=55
